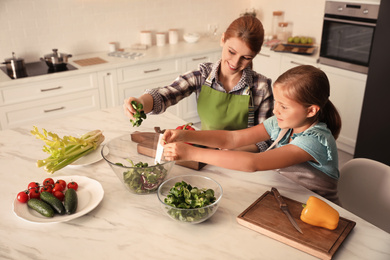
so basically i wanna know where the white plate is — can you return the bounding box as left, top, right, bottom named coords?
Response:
left=69, top=145, right=105, bottom=166
left=13, top=176, right=104, bottom=223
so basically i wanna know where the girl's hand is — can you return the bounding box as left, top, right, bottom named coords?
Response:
left=123, top=97, right=142, bottom=120
left=163, top=142, right=193, bottom=161
left=162, top=129, right=184, bottom=144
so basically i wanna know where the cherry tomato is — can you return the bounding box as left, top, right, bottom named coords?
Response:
left=27, top=182, right=39, bottom=190
left=43, top=178, right=54, bottom=186
left=41, top=185, right=53, bottom=193
left=29, top=187, right=40, bottom=199
left=17, top=191, right=29, bottom=203
left=52, top=183, right=64, bottom=193
left=67, top=181, right=78, bottom=191
left=56, top=180, right=66, bottom=190
left=53, top=190, right=65, bottom=201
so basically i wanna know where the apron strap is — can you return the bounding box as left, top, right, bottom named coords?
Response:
left=266, top=128, right=289, bottom=151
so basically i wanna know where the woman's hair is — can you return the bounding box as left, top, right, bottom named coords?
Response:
left=224, top=15, right=264, bottom=54
left=274, top=65, right=342, bottom=139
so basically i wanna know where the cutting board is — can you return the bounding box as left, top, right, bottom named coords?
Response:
left=130, top=132, right=206, bottom=170
left=237, top=191, right=356, bottom=260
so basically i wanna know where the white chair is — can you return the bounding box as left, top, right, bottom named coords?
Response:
left=338, top=158, right=390, bottom=233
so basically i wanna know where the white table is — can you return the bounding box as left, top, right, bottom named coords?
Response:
left=0, top=106, right=389, bottom=259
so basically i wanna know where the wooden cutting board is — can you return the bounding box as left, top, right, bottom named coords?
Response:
left=237, top=191, right=356, bottom=260
left=130, top=131, right=206, bottom=170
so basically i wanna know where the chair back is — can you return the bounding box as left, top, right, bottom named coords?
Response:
left=339, top=158, right=390, bottom=233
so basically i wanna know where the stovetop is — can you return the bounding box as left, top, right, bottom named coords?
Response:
left=0, top=61, right=78, bottom=79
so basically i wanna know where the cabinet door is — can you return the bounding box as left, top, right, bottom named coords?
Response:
left=0, top=89, right=100, bottom=130
left=320, top=65, right=367, bottom=154
left=280, top=55, right=319, bottom=74
left=98, top=70, right=118, bottom=108
left=253, top=51, right=281, bottom=84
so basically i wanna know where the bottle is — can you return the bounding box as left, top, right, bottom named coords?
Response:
left=272, top=11, right=284, bottom=39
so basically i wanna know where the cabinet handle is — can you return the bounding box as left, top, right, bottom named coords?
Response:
left=40, top=86, right=62, bottom=92
left=259, top=53, right=271, bottom=58
left=192, top=56, right=207, bottom=61
left=43, top=106, right=65, bottom=113
left=290, top=61, right=305, bottom=66
left=107, top=72, right=111, bottom=76
left=143, top=68, right=161, bottom=73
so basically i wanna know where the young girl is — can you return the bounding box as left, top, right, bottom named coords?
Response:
left=123, top=15, right=273, bottom=152
left=162, top=65, right=342, bottom=204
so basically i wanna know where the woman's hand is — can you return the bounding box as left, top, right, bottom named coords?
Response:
left=123, top=97, right=142, bottom=120
left=123, top=94, right=153, bottom=120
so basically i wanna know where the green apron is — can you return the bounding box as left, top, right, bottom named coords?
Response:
left=197, top=74, right=254, bottom=130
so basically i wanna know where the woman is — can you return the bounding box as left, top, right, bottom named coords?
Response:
left=123, top=15, right=273, bottom=152
left=162, top=65, right=342, bottom=204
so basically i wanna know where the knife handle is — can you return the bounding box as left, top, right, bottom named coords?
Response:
left=271, top=187, right=287, bottom=207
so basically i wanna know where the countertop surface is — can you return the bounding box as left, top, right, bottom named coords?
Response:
left=0, top=106, right=389, bottom=259
left=0, top=39, right=222, bottom=88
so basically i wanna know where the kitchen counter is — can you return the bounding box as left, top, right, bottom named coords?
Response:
left=0, top=39, right=222, bottom=87
left=0, top=106, right=389, bottom=260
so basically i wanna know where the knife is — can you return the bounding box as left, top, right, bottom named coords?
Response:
left=271, top=187, right=303, bottom=234
left=154, top=134, right=164, bottom=164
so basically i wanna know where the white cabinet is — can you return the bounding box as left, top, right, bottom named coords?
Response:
left=253, top=51, right=282, bottom=84
left=280, top=54, right=319, bottom=74
left=319, top=64, right=367, bottom=154
left=0, top=73, right=100, bottom=130
left=98, top=69, right=118, bottom=108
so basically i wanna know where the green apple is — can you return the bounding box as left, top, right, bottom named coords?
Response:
left=300, top=37, right=307, bottom=44
left=307, top=37, right=313, bottom=44
left=287, top=36, right=294, bottom=43
left=293, top=36, right=300, bottom=44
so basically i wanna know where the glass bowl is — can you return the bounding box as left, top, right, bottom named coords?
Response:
left=101, top=134, right=175, bottom=194
left=157, top=175, right=223, bottom=224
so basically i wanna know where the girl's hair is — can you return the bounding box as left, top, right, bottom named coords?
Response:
left=274, top=65, right=342, bottom=139
left=224, top=15, right=264, bottom=54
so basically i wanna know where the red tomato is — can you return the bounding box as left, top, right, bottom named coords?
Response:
left=27, top=182, right=39, bottom=190
left=67, top=181, right=78, bottom=191
left=40, top=185, right=53, bottom=193
left=43, top=178, right=54, bottom=186
left=56, top=180, right=66, bottom=190
left=52, top=183, right=64, bottom=193
left=53, top=190, right=64, bottom=201
left=17, top=191, right=29, bottom=203
left=29, top=187, right=40, bottom=199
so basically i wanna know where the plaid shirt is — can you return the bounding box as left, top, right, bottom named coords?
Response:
left=145, top=60, right=274, bottom=151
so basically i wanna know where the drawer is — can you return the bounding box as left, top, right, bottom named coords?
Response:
left=117, top=59, right=180, bottom=83
left=0, top=89, right=100, bottom=130
left=0, top=73, right=97, bottom=105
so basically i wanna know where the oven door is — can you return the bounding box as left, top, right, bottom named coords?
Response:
left=319, top=16, right=376, bottom=74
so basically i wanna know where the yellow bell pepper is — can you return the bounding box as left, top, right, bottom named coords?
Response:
left=300, top=196, right=340, bottom=230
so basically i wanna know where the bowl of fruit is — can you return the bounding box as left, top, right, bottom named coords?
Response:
left=157, top=175, right=223, bottom=224
left=101, top=134, right=174, bottom=194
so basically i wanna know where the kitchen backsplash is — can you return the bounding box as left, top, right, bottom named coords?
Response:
left=1, top=0, right=330, bottom=63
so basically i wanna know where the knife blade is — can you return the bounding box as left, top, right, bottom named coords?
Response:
left=154, top=134, right=164, bottom=164
left=271, top=187, right=303, bottom=234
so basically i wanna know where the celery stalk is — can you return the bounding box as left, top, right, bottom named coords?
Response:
left=31, top=126, right=105, bottom=174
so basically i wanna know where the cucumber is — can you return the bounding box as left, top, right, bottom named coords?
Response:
left=40, top=191, right=65, bottom=215
left=64, top=188, right=78, bottom=214
left=27, top=198, right=54, bottom=217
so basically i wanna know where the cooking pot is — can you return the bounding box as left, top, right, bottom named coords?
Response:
left=40, top=49, right=72, bottom=69
left=2, top=52, right=27, bottom=79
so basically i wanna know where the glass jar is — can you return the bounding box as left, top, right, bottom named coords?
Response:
left=277, top=22, right=292, bottom=42
left=272, top=11, right=284, bottom=39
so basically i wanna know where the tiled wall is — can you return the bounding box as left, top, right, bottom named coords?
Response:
left=0, top=0, right=250, bottom=62
left=1, top=0, right=332, bottom=63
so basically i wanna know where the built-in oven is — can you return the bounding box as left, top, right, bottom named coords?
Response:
left=319, top=1, right=380, bottom=74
